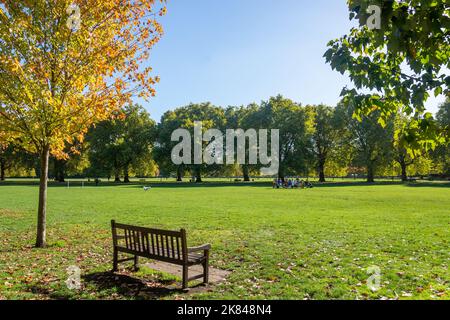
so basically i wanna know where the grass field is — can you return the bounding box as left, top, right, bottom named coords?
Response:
left=0, top=180, right=449, bottom=300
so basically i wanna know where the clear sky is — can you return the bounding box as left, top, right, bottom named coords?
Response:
left=141, top=0, right=446, bottom=122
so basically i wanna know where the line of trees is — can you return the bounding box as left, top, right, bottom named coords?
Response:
left=1, top=97, right=449, bottom=184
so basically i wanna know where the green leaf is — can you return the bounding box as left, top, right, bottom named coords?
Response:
left=434, top=87, right=442, bottom=97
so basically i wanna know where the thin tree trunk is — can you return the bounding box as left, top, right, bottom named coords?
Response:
left=36, top=146, right=50, bottom=248
left=54, top=159, right=65, bottom=183
left=243, top=165, right=250, bottom=182
left=34, top=159, right=41, bottom=179
left=0, top=159, right=5, bottom=181
left=114, top=168, right=121, bottom=182
left=59, top=170, right=65, bottom=183
left=177, top=166, right=183, bottom=182
left=123, top=166, right=130, bottom=183
left=195, top=166, right=202, bottom=183
left=399, top=158, right=408, bottom=182
left=53, top=158, right=57, bottom=181
left=318, top=158, right=326, bottom=183
left=367, top=163, right=375, bottom=183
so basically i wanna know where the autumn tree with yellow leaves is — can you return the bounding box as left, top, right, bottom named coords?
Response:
left=0, top=0, right=166, bottom=247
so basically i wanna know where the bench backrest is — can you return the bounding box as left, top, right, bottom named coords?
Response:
left=111, top=220, right=187, bottom=264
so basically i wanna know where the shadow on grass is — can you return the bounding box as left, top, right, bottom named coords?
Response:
left=403, top=182, right=450, bottom=188
left=82, top=271, right=182, bottom=300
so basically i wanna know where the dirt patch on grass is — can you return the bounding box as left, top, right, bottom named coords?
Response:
left=0, top=209, right=26, bottom=218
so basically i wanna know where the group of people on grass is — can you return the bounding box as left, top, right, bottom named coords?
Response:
left=273, top=178, right=313, bottom=189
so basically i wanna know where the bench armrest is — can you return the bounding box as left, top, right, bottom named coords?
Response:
left=188, top=244, right=211, bottom=253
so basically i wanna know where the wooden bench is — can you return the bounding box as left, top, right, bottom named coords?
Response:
left=111, top=220, right=211, bottom=289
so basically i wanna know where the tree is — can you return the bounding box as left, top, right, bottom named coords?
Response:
left=51, top=140, right=87, bottom=182
left=394, top=144, right=414, bottom=181
left=243, top=96, right=309, bottom=180
left=324, top=0, right=449, bottom=153
left=0, top=143, right=36, bottom=181
left=153, top=116, right=184, bottom=181
left=392, top=113, right=417, bottom=181
left=154, top=103, right=226, bottom=182
left=87, top=104, right=156, bottom=183
left=436, top=99, right=450, bottom=138
left=225, top=104, right=260, bottom=181
left=336, top=103, right=394, bottom=182
left=305, top=105, right=340, bottom=182
left=431, top=99, right=450, bottom=175
left=0, top=1, right=166, bottom=247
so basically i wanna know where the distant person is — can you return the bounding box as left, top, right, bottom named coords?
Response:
left=277, top=178, right=283, bottom=189
left=95, top=178, right=100, bottom=186
left=300, top=180, right=305, bottom=189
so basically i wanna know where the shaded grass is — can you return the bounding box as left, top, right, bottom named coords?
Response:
left=0, top=181, right=449, bottom=300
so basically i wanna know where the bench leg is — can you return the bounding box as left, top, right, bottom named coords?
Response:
left=203, top=250, right=209, bottom=284
left=182, top=265, right=188, bottom=289
left=112, top=248, right=118, bottom=272
left=134, top=255, right=139, bottom=272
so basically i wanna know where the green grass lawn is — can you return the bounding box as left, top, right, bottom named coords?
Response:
left=0, top=180, right=449, bottom=300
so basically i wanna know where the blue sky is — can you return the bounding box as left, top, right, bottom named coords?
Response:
left=141, top=0, right=445, bottom=121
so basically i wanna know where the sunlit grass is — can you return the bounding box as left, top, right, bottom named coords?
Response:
left=0, top=180, right=449, bottom=300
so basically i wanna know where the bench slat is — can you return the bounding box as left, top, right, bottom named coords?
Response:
left=176, top=237, right=181, bottom=261
left=155, top=233, right=160, bottom=256
left=124, top=229, right=129, bottom=249
left=115, top=245, right=204, bottom=263
left=188, top=274, right=205, bottom=282
left=116, top=246, right=184, bottom=265
left=171, top=236, right=175, bottom=259
left=114, top=222, right=183, bottom=237
left=151, top=233, right=156, bottom=255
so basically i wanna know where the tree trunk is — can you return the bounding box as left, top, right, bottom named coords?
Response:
left=114, top=168, right=121, bottom=182
left=400, top=159, right=408, bottom=182
left=34, top=157, right=41, bottom=178
left=194, top=166, right=202, bottom=183
left=54, top=159, right=65, bottom=183
left=0, top=159, right=5, bottom=181
left=123, top=166, right=130, bottom=183
left=243, top=165, right=250, bottom=182
left=318, top=158, right=326, bottom=183
left=36, top=146, right=50, bottom=248
left=396, top=151, right=409, bottom=182
left=367, top=164, right=375, bottom=183
left=177, top=166, right=183, bottom=182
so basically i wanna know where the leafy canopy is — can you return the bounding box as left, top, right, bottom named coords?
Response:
left=0, top=0, right=166, bottom=158
left=86, top=104, right=156, bottom=178
left=324, top=0, right=449, bottom=154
